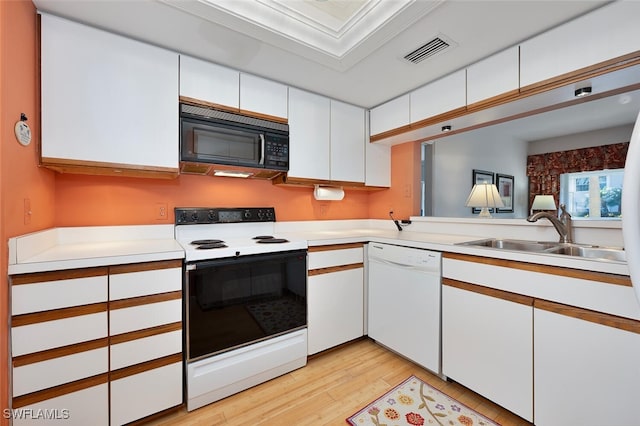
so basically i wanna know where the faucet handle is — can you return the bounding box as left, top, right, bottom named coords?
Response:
left=559, top=204, right=572, bottom=218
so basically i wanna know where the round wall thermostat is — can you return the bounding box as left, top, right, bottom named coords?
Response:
left=15, top=120, right=32, bottom=146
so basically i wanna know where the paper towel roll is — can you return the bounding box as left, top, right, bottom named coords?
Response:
left=313, top=185, right=344, bottom=201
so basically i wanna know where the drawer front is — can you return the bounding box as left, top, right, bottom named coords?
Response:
left=442, top=257, right=640, bottom=320
left=110, top=299, right=182, bottom=336
left=110, top=330, right=182, bottom=370
left=110, top=362, right=183, bottom=426
left=110, top=267, right=182, bottom=301
left=308, top=247, right=363, bottom=270
left=12, top=312, right=108, bottom=356
left=12, top=275, right=107, bottom=315
left=13, top=383, right=109, bottom=426
left=13, top=347, right=108, bottom=397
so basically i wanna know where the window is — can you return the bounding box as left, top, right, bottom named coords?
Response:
left=560, top=169, right=624, bottom=218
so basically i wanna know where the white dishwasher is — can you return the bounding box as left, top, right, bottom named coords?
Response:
left=367, top=242, right=442, bottom=375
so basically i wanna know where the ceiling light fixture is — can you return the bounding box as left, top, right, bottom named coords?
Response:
left=441, top=125, right=452, bottom=132
left=574, top=86, right=592, bottom=97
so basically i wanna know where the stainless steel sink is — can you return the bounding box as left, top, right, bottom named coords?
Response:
left=459, top=238, right=559, bottom=252
left=546, top=245, right=626, bottom=262
left=459, top=238, right=626, bottom=262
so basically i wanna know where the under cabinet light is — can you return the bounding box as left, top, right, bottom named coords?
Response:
left=574, top=87, right=592, bottom=97
left=213, top=170, right=253, bottom=178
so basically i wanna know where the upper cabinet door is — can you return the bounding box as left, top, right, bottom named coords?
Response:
left=179, top=55, right=239, bottom=109
left=467, top=47, right=519, bottom=105
left=410, top=69, right=466, bottom=123
left=369, top=94, right=410, bottom=136
left=287, top=88, right=331, bottom=180
left=520, top=1, right=640, bottom=88
left=40, top=13, right=178, bottom=171
left=239, top=74, right=288, bottom=119
left=330, top=100, right=365, bottom=183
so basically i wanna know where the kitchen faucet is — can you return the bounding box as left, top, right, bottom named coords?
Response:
left=527, top=204, right=573, bottom=243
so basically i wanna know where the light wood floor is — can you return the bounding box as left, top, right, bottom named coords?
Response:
left=148, top=338, right=532, bottom=426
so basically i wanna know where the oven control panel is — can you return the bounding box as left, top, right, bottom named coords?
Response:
left=175, top=207, right=276, bottom=224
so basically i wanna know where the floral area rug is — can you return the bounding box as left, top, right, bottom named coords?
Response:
left=346, top=375, right=500, bottom=426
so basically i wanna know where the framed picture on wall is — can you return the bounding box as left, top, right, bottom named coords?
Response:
left=496, top=173, right=514, bottom=213
left=471, top=169, right=495, bottom=214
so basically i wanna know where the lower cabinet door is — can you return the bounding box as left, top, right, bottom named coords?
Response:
left=308, top=268, right=364, bottom=355
left=110, top=362, right=183, bottom=426
left=13, top=384, right=109, bottom=426
left=442, top=284, right=533, bottom=422
left=534, top=307, right=640, bottom=426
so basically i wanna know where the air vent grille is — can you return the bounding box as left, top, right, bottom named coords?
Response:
left=404, top=37, right=450, bottom=64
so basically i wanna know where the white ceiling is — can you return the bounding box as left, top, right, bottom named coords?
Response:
left=32, top=0, right=610, bottom=108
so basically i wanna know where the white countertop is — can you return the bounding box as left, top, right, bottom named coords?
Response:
left=8, top=225, right=184, bottom=275
left=7, top=221, right=629, bottom=276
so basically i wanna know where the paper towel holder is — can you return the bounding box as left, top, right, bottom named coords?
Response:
left=313, top=185, right=345, bottom=201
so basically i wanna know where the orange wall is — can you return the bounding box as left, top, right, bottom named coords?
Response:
left=369, top=142, right=422, bottom=219
left=52, top=141, right=422, bottom=225
left=0, top=1, right=422, bottom=417
left=1, top=0, right=56, bottom=421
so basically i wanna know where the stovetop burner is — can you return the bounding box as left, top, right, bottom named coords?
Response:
left=195, top=242, right=228, bottom=250
left=256, top=238, right=289, bottom=244
left=191, top=239, right=225, bottom=245
left=253, top=235, right=274, bottom=240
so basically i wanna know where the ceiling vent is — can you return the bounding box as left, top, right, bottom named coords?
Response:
left=403, top=35, right=453, bottom=64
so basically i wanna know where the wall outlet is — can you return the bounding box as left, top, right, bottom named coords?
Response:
left=156, top=202, right=168, bottom=221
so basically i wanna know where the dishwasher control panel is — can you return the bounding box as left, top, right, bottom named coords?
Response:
left=368, top=242, right=441, bottom=271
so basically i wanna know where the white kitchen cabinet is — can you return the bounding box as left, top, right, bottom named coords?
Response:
left=108, top=260, right=183, bottom=425
left=307, top=244, right=364, bottom=355
left=287, top=88, right=331, bottom=181
left=467, top=47, right=519, bottom=105
left=410, top=69, right=466, bottom=124
left=330, top=100, right=365, bottom=183
left=369, top=94, right=410, bottom=136
left=179, top=55, right=239, bottom=109
left=520, top=1, right=640, bottom=88
left=40, top=13, right=179, bottom=177
left=534, top=302, right=640, bottom=426
left=10, top=259, right=183, bottom=425
left=364, top=112, right=391, bottom=187
left=288, top=88, right=367, bottom=183
left=442, top=281, right=533, bottom=422
left=240, top=73, right=288, bottom=119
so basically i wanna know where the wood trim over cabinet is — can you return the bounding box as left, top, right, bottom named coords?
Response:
left=272, top=174, right=368, bottom=189
left=109, top=291, right=181, bottom=311
left=10, top=267, right=108, bottom=285
left=109, top=260, right=182, bottom=275
left=308, top=263, right=364, bottom=277
left=12, top=302, right=108, bottom=327
left=443, top=278, right=534, bottom=306
left=40, top=157, right=179, bottom=179
left=109, top=322, right=182, bottom=345
left=443, top=252, right=631, bottom=287
left=535, top=299, right=640, bottom=334
left=308, top=243, right=364, bottom=252
left=12, top=373, right=109, bottom=409
left=109, top=353, right=182, bottom=382
left=12, top=338, right=109, bottom=368
left=179, top=96, right=288, bottom=124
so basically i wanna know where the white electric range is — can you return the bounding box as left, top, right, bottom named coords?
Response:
left=174, top=207, right=309, bottom=411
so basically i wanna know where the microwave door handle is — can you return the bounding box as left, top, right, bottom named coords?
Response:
left=259, top=134, right=265, bottom=165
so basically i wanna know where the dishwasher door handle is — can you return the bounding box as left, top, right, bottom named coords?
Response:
left=369, top=257, right=436, bottom=273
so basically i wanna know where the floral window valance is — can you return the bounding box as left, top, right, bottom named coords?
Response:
left=526, top=142, right=629, bottom=209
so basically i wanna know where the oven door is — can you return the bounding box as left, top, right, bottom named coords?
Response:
left=185, top=249, right=307, bottom=362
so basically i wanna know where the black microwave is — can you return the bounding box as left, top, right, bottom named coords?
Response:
left=180, top=103, right=289, bottom=171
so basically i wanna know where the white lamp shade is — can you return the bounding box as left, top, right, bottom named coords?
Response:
left=465, top=183, right=504, bottom=218
left=531, top=195, right=557, bottom=210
